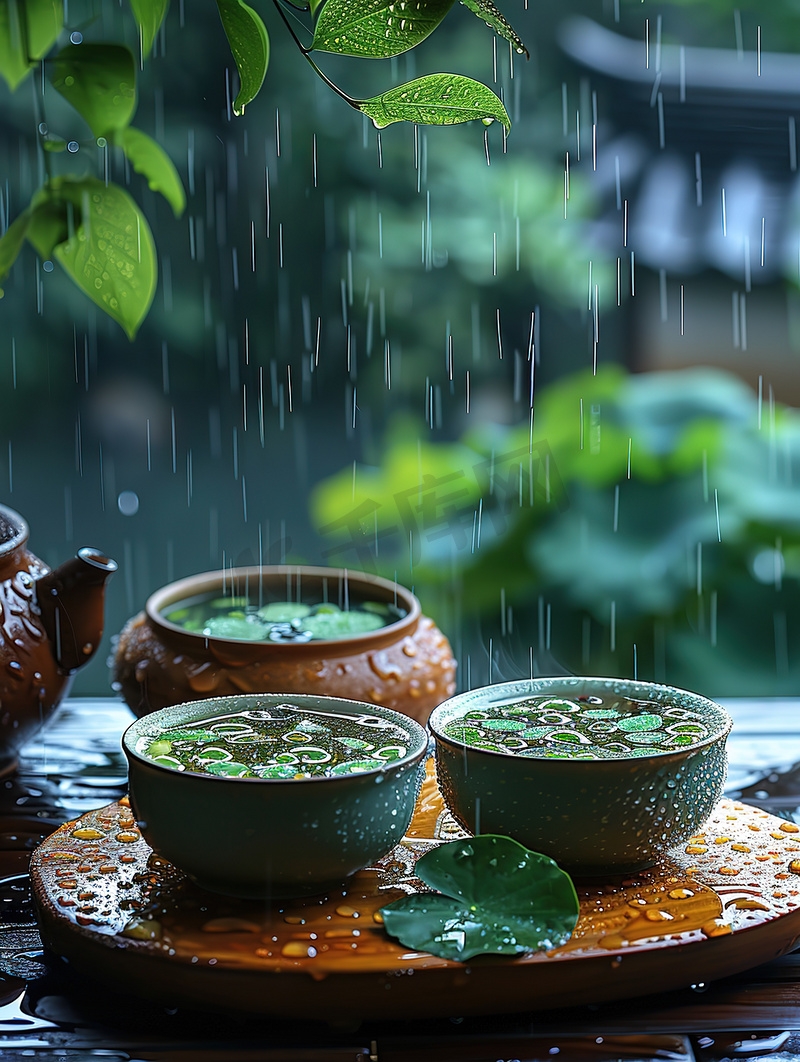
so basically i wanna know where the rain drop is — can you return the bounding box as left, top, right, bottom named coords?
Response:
left=117, top=491, right=140, bottom=516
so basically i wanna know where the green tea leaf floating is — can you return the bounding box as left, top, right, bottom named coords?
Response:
left=216, top=0, right=270, bottom=116
left=257, top=601, right=312, bottom=621
left=617, top=713, right=663, bottom=732
left=312, top=0, right=456, bottom=59
left=357, top=74, right=510, bottom=132
left=459, top=0, right=528, bottom=58
left=302, top=609, right=384, bottom=638
left=379, top=835, right=579, bottom=961
left=202, top=615, right=268, bottom=640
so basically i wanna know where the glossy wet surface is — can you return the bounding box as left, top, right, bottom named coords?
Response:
left=0, top=697, right=799, bottom=1060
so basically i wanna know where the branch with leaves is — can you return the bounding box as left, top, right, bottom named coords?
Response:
left=0, top=0, right=526, bottom=337
left=228, top=0, right=521, bottom=125
left=0, top=0, right=182, bottom=338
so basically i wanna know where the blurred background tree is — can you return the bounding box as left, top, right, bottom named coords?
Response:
left=313, top=364, right=800, bottom=696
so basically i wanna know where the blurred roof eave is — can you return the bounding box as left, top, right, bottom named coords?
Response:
left=558, top=16, right=800, bottom=105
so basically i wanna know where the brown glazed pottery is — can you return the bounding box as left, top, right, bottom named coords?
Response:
left=112, top=565, right=456, bottom=725
left=0, top=503, right=117, bottom=774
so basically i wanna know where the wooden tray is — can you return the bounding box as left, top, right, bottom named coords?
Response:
left=30, top=761, right=800, bottom=1022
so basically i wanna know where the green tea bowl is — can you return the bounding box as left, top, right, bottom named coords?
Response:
left=429, top=677, right=732, bottom=876
left=122, top=693, right=428, bottom=898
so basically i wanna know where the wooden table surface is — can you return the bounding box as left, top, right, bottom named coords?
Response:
left=0, top=697, right=798, bottom=1062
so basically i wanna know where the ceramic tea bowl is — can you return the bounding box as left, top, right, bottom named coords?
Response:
left=429, top=677, right=732, bottom=876
left=113, top=565, right=456, bottom=726
left=122, top=692, right=429, bottom=898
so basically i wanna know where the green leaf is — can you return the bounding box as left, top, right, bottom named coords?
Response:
left=459, top=0, right=527, bottom=58
left=52, top=44, right=137, bottom=136
left=309, top=0, right=325, bottom=13
left=48, top=177, right=157, bottom=339
left=0, top=211, right=31, bottom=293
left=114, top=127, right=186, bottom=216
left=216, top=0, right=269, bottom=116
left=129, top=0, right=169, bottom=57
left=358, top=74, right=510, bottom=132
left=0, top=0, right=62, bottom=91
left=379, top=835, right=579, bottom=961
left=312, top=0, right=456, bottom=58
left=25, top=196, right=71, bottom=258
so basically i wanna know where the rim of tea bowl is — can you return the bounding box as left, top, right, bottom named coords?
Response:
left=428, top=677, right=732, bottom=877
left=145, top=564, right=422, bottom=657
left=122, top=692, right=429, bottom=899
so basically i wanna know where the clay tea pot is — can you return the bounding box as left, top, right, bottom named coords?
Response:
left=0, top=504, right=117, bottom=774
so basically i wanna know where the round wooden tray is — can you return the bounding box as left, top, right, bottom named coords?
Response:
left=30, top=761, right=800, bottom=1021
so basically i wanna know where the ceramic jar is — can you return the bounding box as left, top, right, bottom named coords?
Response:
left=113, top=565, right=456, bottom=725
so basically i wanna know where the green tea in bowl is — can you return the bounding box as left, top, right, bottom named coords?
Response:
left=138, top=700, right=415, bottom=779
left=430, top=677, right=732, bottom=876
left=440, top=692, right=712, bottom=760
left=123, top=693, right=428, bottom=899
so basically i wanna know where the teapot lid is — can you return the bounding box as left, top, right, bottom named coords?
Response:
left=0, top=505, right=28, bottom=558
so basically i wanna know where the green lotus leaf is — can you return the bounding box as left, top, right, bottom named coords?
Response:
left=379, top=835, right=579, bottom=961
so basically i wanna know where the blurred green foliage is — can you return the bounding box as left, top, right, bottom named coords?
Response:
left=312, top=366, right=800, bottom=697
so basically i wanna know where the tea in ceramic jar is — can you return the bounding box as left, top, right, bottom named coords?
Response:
left=162, top=593, right=405, bottom=642
left=441, top=694, right=711, bottom=760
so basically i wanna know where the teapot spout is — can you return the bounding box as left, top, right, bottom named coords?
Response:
left=35, top=547, right=118, bottom=673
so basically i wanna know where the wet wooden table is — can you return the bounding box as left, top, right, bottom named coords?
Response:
left=0, top=696, right=799, bottom=1062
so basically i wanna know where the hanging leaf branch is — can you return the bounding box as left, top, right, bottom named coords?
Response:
left=0, top=0, right=183, bottom=337
left=0, top=0, right=525, bottom=337
left=244, top=0, right=520, bottom=130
